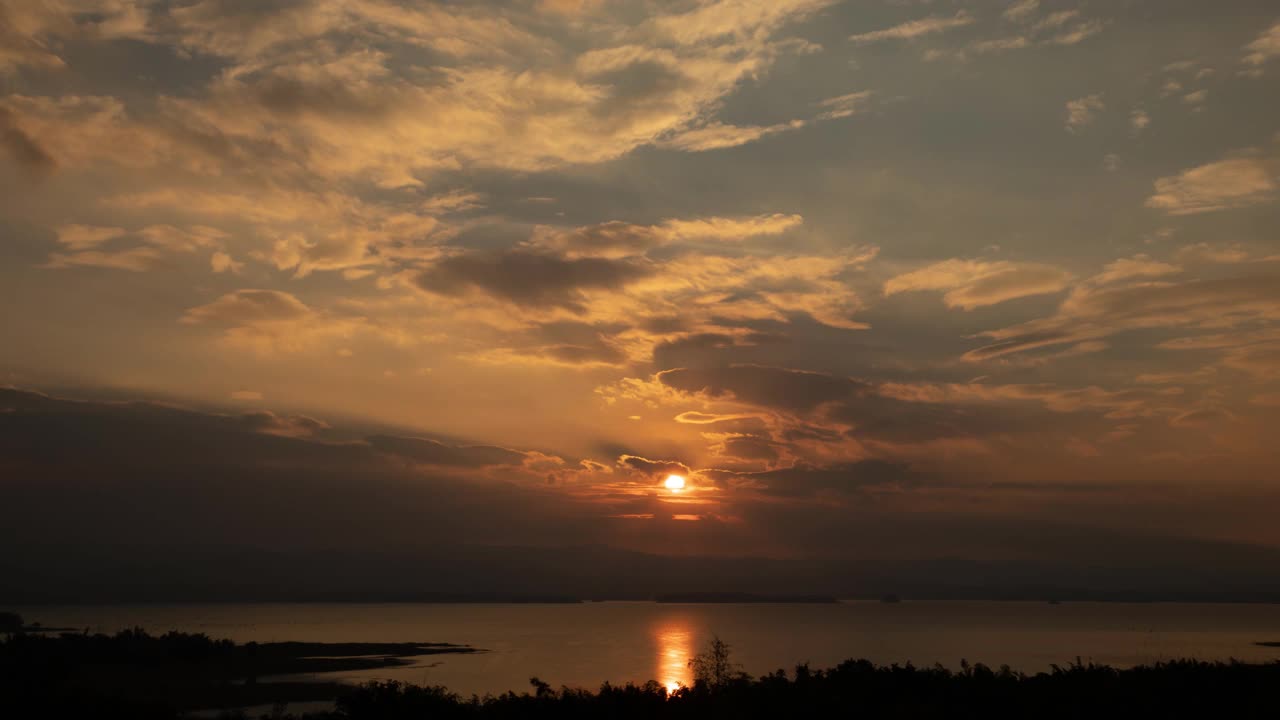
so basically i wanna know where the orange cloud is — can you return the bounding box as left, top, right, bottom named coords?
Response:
left=884, top=259, right=1071, bottom=309
left=1145, top=156, right=1277, bottom=215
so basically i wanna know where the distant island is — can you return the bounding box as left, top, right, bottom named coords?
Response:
left=654, top=592, right=839, bottom=604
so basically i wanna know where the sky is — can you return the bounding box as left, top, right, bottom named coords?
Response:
left=2, top=0, right=1280, bottom=599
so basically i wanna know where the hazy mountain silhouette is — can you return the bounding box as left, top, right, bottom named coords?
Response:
left=4, top=543, right=1280, bottom=604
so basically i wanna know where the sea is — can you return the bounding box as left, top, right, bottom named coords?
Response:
left=16, top=601, right=1280, bottom=697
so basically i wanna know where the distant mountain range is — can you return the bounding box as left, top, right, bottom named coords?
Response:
left=4, top=542, right=1280, bottom=604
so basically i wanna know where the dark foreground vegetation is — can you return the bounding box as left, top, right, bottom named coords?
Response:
left=0, top=618, right=478, bottom=718
left=2, top=618, right=1278, bottom=719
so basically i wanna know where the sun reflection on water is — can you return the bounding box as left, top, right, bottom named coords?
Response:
left=654, top=617, right=693, bottom=694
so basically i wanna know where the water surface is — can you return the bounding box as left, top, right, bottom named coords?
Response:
left=20, top=602, right=1280, bottom=696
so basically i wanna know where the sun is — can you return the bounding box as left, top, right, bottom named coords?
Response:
left=664, top=474, right=686, bottom=492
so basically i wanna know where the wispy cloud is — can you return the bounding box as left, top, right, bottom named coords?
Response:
left=659, top=120, right=806, bottom=152
left=849, top=11, right=973, bottom=44
left=1003, top=0, right=1040, bottom=23
left=884, top=259, right=1072, bottom=310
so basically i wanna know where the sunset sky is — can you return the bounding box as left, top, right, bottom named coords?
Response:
left=3, top=0, right=1280, bottom=597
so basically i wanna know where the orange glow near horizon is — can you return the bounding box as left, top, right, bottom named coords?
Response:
left=654, top=617, right=693, bottom=694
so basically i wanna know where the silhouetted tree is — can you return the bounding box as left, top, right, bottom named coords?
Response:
left=689, top=635, right=744, bottom=689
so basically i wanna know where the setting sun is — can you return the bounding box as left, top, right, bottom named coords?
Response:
left=663, top=474, right=686, bottom=492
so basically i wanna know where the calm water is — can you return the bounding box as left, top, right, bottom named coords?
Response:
left=18, top=602, right=1280, bottom=696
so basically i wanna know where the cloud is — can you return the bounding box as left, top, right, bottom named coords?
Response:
left=706, top=433, right=783, bottom=465
left=675, top=411, right=764, bottom=425
left=538, top=0, right=604, bottom=15
left=659, top=120, right=806, bottom=152
left=1182, top=89, right=1208, bottom=107
left=1242, top=21, right=1280, bottom=69
left=658, top=214, right=804, bottom=243
left=1130, top=109, right=1151, bottom=134
left=525, top=222, right=667, bottom=260
left=879, top=381, right=1180, bottom=421
left=883, top=259, right=1072, bottom=310
left=0, top=2, right=70, bottom=74
left=211, top=251, right=245, bottom=274
left=1065, top=94, right=1104, bottom=133
left=405, top=223, right=874, bottom=365
left=266, top=230, right=378, bottom=278
left=5, top=384, right=1280, bottom=599
left=183, top=289, right=315, bottom=326
left=659, top=364, right=863, bottom=413
left=138, top=225, right=226, bottom=253
left=1134, top=367, right=1217, bottom=386
left=0, top=106, right=57, bottom=174
left=0, top=0, right=153, bottom=76
left=0, top=1, right=837, bottom=192
left=960, top=36, right=1031, bottom=55
left=0, top=94, right=172, bottom=172
left=107, top=186, right=451, bottom=278
left=1032, top=10, right=1080, bottom=33
left=1175, top=243, right=1250, bottom=265
left=849, top=11, right=973, bottom=44
left=815, top=91, right=873, bottom=120
left=182, top=289, right=369, bottom=353
left=1151, top=328, right=1280, bottom=382
left=1145, top=156, right=1277, bottom=215
left=185, top=1, right=833, bottom=182
left=1092, top=255, right=1180, bottom=285
left=1003, top=0, right=1040, bottom=23
left=526, top=213, right=803, bottom=259
left=616, top=455, right=691, bottom=480
left=648, top=0, right=834, bottom=46
left=1043, top=20, right=1103, bottom=46
left=707, top=459, right=915, bottom=497
left=53, top=224, right=126, bottom=250
left=43, top=246, right=164, bottom=272
left=628, top=362, right=1205, bottom=470
left=461, top=321, right=632, bottom=368
left=415, top=250, right=652, bottom=312
left=1169, top=408, right=1233, bottom=429
left=42, top=223, right=231, bottom=273
left=0, top=387, right=629, bottom=568
left=965, top=274, right=1280, bottom=362
left=1221, top=342, right=1280, bottom=379
left=166, top=0, right=543, bottom=64
left=933, top=6, right=1103, bottom=61
left=239, top=410, right=332, bottom=438
left=367, top=434, right=529, bottom=468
